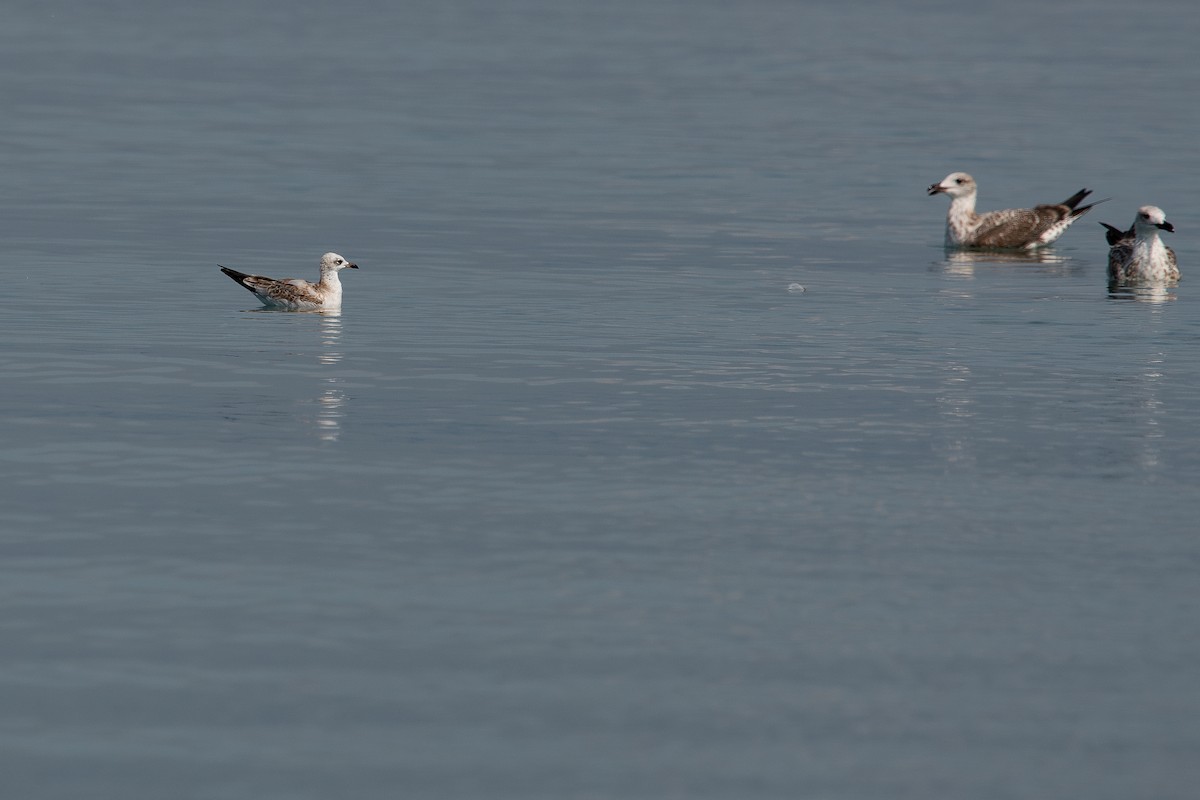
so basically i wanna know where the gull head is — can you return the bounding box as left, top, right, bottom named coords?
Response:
left=928, top=172, right=976, bottom=199
left=320, top=252, right=359, bottom=272
left=1134, top=206, right=1173, bottom=234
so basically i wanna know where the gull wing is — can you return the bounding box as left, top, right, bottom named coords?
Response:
left=220, top=267, right=322, bottom=306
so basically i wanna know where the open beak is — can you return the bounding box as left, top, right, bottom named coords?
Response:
left=1157, top=222, right=1174, bottom=233
left=927, top=183, right=946, bottom=196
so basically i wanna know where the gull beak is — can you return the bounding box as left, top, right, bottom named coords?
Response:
left=927, top=183, right=946, bottom=196
left=347, top=262, right=359, bottom=269
left=1157, top=221, right=1175, bottom=233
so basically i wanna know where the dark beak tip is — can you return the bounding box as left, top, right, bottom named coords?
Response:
left=348, top=263, right=359, bottom=269
left=1161, top=223, right=1175, bottom=233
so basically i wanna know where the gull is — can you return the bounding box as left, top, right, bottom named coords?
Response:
left=928, top=172, right=1101, bottom=249
left=219, top=252, right=359, bottom=310
left=1101, top=206, right=1179, bottom=284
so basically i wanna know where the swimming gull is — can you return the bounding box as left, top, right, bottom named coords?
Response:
left=1101, top=206, right=1179, bottom=284
left=928, top=172, right=1101, bottom=249
left=219, top=252, right=359, bottom=310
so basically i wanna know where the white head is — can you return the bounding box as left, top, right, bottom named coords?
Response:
left=1133, top=206, right=1173, bottom=235
left=928, top=172, right=977, bottom=199
left=319, top=252, right=359, bottom=273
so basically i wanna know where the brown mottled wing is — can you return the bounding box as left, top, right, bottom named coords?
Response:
left=221, top=266, right=321, bottom=305
left=970, top=205, right=1066, bottom=248
left=244, top=276, right=322, bottom=305
left=1107, top=241, right=1133, bottom=282
left=1167, top=246, right=1179, bottom=280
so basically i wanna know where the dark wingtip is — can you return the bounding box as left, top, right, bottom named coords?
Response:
left=1099, top=221, right=1128, bottom=246
left=1071, top=197, right=1109, bottom=217
left=219, top=266, right=253, bottom=287
left=1061, top=188, right=1093, bottom=209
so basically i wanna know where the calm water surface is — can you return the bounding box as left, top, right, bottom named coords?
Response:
left=2, top=1, right=1200, bottom=798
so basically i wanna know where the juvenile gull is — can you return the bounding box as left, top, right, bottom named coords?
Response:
left=1101, top=206, right=1179, bottom=284
left=928, top=172, right=1101, bottom=249
left=219, top=252, right=359, bottom=310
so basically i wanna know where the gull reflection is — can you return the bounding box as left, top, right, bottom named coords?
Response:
left=933, top=248, right=1076, bottom=278
left=1107, top=282, right=1176, bottom=304
left=1131, top=348, right=1167, bottom=471
left=1110, top=291, right=1171, bottom=469
left=243, top=307, right=349, bottom=441
left=934, top=360, right=976, bottom=468
left=315, top=309, right=345, bottom=442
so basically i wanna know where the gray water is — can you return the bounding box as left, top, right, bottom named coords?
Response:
left=3, top=1, right=1200, bottom=798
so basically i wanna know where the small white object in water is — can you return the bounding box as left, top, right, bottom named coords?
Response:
left=927, top=172, right=1100, bottom=249
left=1102, top=206, right=1179, bottom=284
left=219, top=252, right=359, bottom=310
left=787, top=283, right=806, bottom=293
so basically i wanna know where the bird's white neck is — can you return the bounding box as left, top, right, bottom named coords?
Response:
left=1133, top=230, right=1165, bottom=260
left=317, top=270, right=343, bottom=304
left=944, top=193, right=979, bottom=245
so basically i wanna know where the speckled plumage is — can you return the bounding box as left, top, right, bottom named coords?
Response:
left=928, top=172, right=1100, bottom=249
left=220, top=252, right=359, bottom=310
left=1102, top=206, right=1179, bottom=284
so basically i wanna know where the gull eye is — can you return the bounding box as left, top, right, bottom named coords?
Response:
left=955, top=178, right=964, bottom=185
